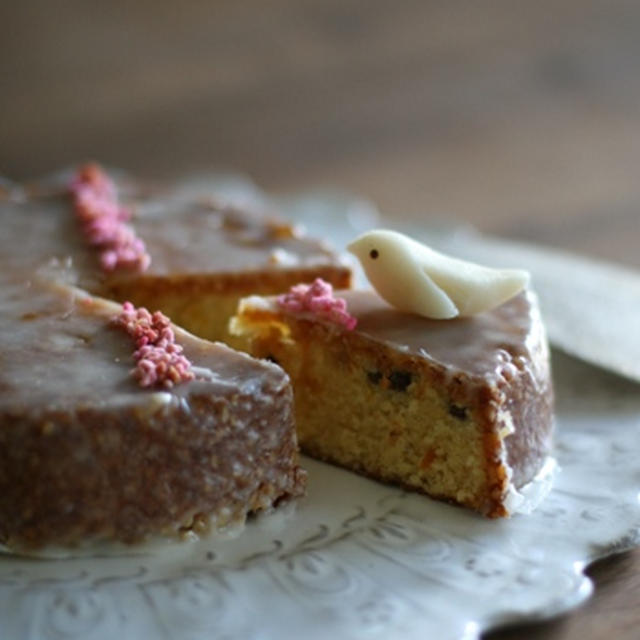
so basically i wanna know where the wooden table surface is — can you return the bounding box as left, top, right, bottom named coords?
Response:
left=1, top=1, right=638, bottom=637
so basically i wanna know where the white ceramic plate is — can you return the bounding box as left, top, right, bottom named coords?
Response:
left=0, top=178, right=638, bottom=640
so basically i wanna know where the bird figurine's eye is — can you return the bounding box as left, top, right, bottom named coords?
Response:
left=369, top=249, right=379, bottom=259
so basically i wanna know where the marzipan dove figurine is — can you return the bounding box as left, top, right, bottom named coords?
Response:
left=348, top=229, right=529, bottom=319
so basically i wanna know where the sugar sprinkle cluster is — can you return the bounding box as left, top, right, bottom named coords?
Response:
left=113, top=302, right=195, bottom=388
left=70, top=164, right=151, bottom=272
left=277, top=278, right=357, bottom=330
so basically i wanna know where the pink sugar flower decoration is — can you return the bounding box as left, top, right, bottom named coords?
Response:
left=277, top=278, right=357, bottom=330
left=113, top=302, right=195, bottom=389
left=70, top=163, right=150, bottom=272
left=70, top=163, right=115, bottom=198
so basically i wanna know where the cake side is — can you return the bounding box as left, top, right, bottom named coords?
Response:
left=231, top=289, right=554, bottom=517
left=497, top=294, right=554, bottom=489
left=0, top=277, right=305, bottom=550
left=106, top=193, right=353, bottom=346
left=105, top=264, right=352, bottom=348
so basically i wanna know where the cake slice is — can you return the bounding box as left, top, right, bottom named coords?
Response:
left=231, top=286, right=554, bottom=517
left=0, top=274, right=305, bottom=551
left=1, top=164, right=352, bottom=347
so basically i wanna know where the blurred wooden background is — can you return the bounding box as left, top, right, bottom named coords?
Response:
left=1, top=2, right=639, bottom=638
left=2, top=0, right=639, bottom=268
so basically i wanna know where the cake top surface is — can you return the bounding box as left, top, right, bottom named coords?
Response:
left=0, top=171, right=348, bottom=289
left=130, top=196, right=342, bottom=275
left=340, top=289, right=545, bottom=379
left=0, top=274, right=287, bottom=412
left=240, top=287, right=548, bottom=385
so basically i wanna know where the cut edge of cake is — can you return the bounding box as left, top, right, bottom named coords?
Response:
left=230, top=288, right=554, bottom=518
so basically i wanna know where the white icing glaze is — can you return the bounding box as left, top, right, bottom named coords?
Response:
left=268, top=248, right=300, bottom=266
left=348, top=229, right=529, bottom=319
left=503, top=456, right=558, bottom=515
